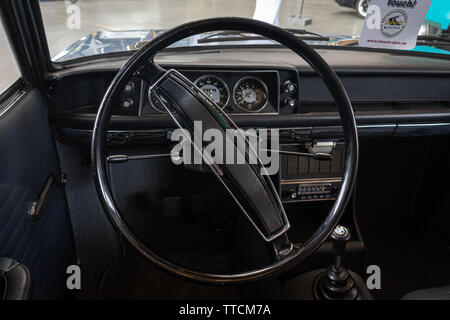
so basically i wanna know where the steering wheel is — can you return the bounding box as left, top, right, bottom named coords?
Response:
left=92, top=17, right=359, bottom=285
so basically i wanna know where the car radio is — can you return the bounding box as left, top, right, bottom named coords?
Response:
left=281, top=179, right=342, bottom=203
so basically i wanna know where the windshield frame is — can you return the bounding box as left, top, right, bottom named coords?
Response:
left=51, top=41, right=450, bottom=70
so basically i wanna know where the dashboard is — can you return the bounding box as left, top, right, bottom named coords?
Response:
left=47, top=47, right=450, bottom=204
left=49, top=47, right=450, bottom=132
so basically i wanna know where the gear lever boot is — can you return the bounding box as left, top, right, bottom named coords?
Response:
left=314, top=225, right=361, bottom=300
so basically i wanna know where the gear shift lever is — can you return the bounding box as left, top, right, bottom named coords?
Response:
left=331, top=225, right=350, bottom=271
left=314, top=225, right=361, bottom=300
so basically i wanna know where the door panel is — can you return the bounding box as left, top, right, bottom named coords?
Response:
left=0, top=87, right=75, bottom=299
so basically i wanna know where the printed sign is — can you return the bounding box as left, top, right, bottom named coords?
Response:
left=359, top=0, right=433, bottom=50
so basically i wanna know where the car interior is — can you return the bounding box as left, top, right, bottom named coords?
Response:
left=0, top=0, right=450, bottom=301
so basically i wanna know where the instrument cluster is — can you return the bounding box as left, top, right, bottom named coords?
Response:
left=115, top=69, right=299, bottom=116
left=146, top=71, right=276, bottom=115
left=134, top=69, right=299, bottom=116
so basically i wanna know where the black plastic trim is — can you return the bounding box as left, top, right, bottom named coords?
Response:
left=54, top=109, right=450, bottom=130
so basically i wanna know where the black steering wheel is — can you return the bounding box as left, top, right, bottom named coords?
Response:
left=92, top=17, right=359, bottom=285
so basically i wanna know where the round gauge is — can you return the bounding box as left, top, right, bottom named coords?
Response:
left=233, top=77, right=268, bottom=112
left=194, top=75, right=230, bottom=109
left=148, top=88, right=167, bottom=113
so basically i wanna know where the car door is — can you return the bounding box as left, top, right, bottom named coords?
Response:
left=0, top=2, right=75, bottom=299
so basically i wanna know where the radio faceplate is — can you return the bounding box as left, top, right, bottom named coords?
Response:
left=280, top=141, right=344, bottom=203
left=281, top=178, right=342, bottom=203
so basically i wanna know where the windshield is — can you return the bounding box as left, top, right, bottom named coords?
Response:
left=39, top=0, right=450, bottom=62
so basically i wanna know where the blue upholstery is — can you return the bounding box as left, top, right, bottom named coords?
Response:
left=0, top=184, right=75, bottom=299
left=0, top=89, right=75, bottom=299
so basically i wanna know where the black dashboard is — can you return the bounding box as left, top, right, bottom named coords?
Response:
left=48, top=47, right=450, bottom=204
left=49, top=47, right=450, bottom=131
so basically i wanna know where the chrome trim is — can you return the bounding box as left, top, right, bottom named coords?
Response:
left=62, top=128, right=168, bottom=134
left=283, top=197, right=336, bottom=203
left=0, top=90, right=26, bottom=118
left=63, top=123, right=450, bottom=136
left=138, top=79, right=145, bottom=116
left=281, top=177, right=343, bottom=184
left=107, top=153, right=172, bottom=162
left=398, top=122, right=450, bottom=127
left=358, top=124, right=396, bottom=128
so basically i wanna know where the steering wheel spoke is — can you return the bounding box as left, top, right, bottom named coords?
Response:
left=134, top=59, right=166, bottom=84
left=148, top=68, right=290, bottom=242
left=270, top=233, right=297, bottom=261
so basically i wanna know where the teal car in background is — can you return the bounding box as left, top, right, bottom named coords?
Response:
left=414, top=0, right=450, bottom=55
left=421, top=0, right=450, bottom=35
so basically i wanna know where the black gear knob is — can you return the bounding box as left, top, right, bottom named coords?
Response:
left=331, top=225, right=351, bottom=270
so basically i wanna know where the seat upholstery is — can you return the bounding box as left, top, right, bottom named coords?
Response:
left=402, top=285, right=450, bottom=300
left=0, top=257, right=31, bottom=300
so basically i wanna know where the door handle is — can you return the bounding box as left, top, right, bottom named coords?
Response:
left=28, top=174, right=66, bottom=220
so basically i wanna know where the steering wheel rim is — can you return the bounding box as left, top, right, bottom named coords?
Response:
left=92, top=17, right=359, bottom=285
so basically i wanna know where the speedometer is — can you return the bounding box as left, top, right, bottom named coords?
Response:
left=233, top=77, right=268, bottom=112
left=194, top=75, right=230, bottom=109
